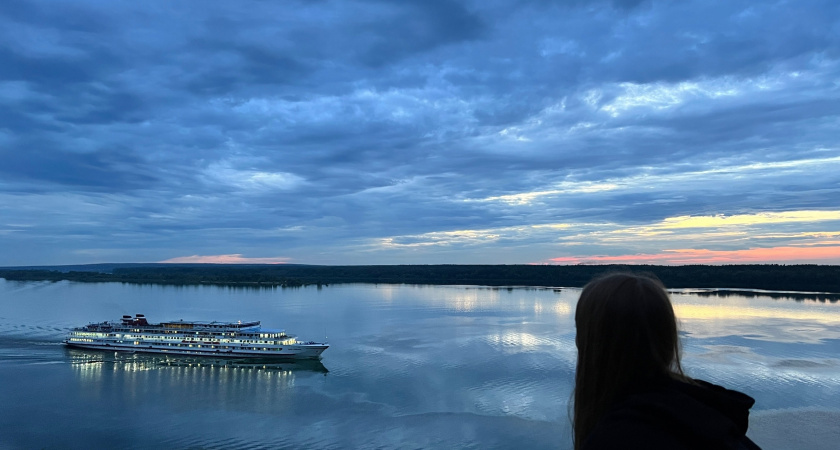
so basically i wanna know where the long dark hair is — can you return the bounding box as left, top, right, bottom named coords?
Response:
left=572, top=272, right=686, bottom=449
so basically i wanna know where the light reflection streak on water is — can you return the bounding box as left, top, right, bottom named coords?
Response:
left=486, top=332, right=544, bottom=350
left=443, top=288, right=502, bottom=312
left=378, top=284, right=398, bottom=303
left=425, top=287, right=579, bottom=314
left=674, top=303, right=840, bottom=324
left=484, top=332, right=578, bottom=368
left=553, top=301, right=572, bottom=316
left=533, top=300, right=572, bottom=316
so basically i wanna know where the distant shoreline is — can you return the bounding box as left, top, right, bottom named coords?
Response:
left=1, top=264, right=838, bottom=299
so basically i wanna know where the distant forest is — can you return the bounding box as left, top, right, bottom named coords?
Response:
left=1, top=264, right=839, bottom=294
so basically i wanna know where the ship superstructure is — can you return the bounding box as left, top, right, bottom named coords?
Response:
left=64, top=314, right=328, bottom=359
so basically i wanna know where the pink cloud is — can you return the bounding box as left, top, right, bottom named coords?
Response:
left=160, top=254, right=291, bottom=264
left=548, top=246, right=840, bottom=265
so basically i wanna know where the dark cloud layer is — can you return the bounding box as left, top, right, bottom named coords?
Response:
left=1, top=0, right=839, bottom=265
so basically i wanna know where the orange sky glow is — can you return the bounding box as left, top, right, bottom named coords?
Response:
left=549, top=245, right=840, bottom=265
left=160, top=254, right=290, bottom=264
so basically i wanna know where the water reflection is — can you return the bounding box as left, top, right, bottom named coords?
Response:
left=66, top=348, right=330, bottom=420
left=674, top=303, right=840, bottom=324
left=423, top=286, right=577, bottom=314
left=669, top=291, right=840, bottom=345
left=486, top=332, right=552, bottom=351
left=685, top=288, right=840, bottom=303
left=67, top=348, right=328, bottom=374
left=442, top=288, right=502, bottom=312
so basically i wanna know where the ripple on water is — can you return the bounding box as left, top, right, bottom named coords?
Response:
left=469, top=377, right=568, bottom=422
left=483, top=331, right=561, bottom=352
left=158, top=435, right=304, bottom=450
left=772, top=358, right=839, bottom=369
left=749, top=408, right=840, bottom=450
left=0, top=319, right=69, bottom=340
left=0, top=332, right=66, bottom=365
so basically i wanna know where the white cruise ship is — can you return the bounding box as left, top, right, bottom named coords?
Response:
left=64, top=314, right=328, bottom=359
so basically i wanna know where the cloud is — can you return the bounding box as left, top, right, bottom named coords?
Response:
left=0, top=0, right=838, bottom=265
left=659, top=211, right=840, bottom=229
left=202, top=160, right=305, bottom=193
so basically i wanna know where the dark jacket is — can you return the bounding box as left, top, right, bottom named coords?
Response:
left=582, top=378, right=761, bottom=450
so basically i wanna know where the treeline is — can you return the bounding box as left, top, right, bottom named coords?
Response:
left=0, top=264, right=839, bottom=293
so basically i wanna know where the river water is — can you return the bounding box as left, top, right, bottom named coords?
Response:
left=1, top=280, right=838, bottom=449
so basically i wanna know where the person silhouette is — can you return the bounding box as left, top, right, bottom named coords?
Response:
left=573, top=273, right=761, bottom=449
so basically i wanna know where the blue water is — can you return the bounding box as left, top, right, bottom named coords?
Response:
left=0, top=280, right=838, bottom=449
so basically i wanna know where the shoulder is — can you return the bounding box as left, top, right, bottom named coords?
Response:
left=581, top=378, right=761, bottom=450
left=581, top=406, right=686, bottom=450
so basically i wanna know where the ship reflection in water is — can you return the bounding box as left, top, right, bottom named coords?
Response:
left=67, top=348, right=329, bottom=373
left=67, top=348, right=328, bottom=411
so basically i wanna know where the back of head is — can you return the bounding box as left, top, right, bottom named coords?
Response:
left=573, top=272, right=684, bottom=449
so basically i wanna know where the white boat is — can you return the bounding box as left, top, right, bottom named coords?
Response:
left=64, top=314, right=328, bottom=359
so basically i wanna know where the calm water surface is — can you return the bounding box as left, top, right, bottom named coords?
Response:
left=1, top=280, right=839, bottom=449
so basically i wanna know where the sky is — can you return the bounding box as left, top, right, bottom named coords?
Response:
left=1, top=0, right=839, bottom=266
